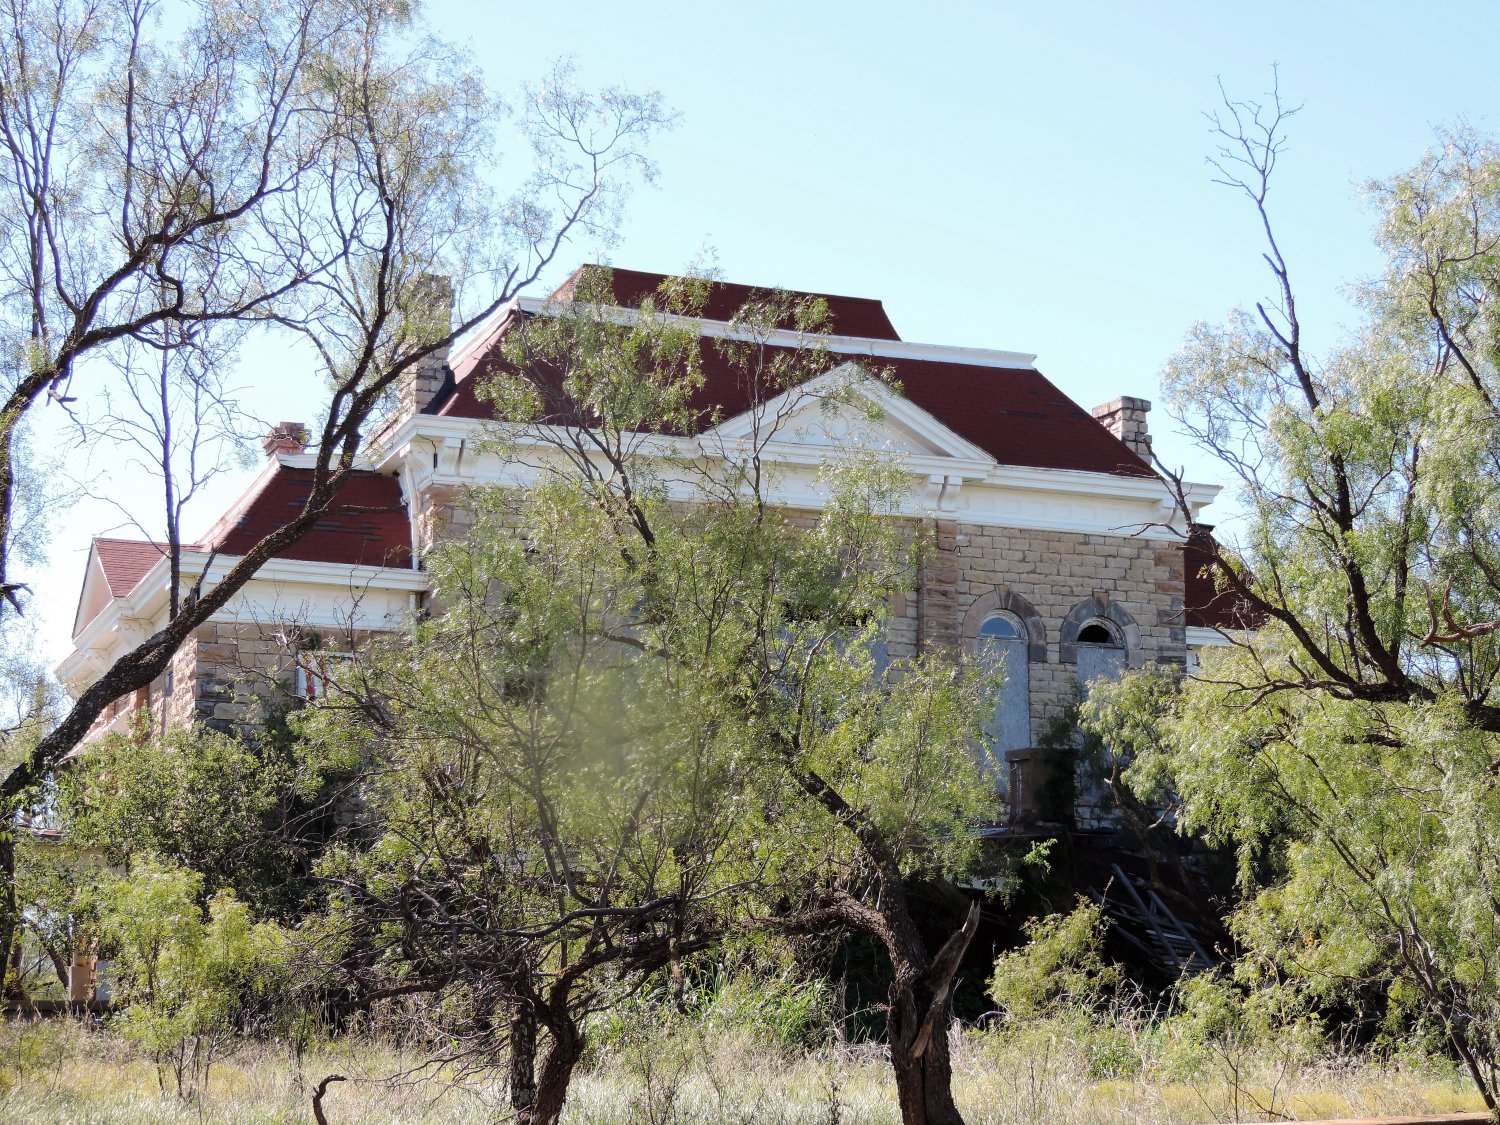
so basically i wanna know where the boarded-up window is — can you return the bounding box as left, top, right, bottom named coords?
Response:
left=869, top=629, right=890, bottom=683
left=1076, top=641, right=1125, bottom=698
left=1075, top=623, right=1126, bottom=809
left=978, top=614, right=1030, bottom=763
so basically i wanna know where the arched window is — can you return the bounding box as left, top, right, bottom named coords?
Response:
left=1076, top=619, right=1120, bottom=646
left=979, top=614, right=1021, bottom=641
left=977, top=612, right=1030, bottom=758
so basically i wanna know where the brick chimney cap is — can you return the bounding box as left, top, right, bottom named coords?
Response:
left=261, top=421, right=311, bottom=456
left=1091, top=396, right=1152, bottom=417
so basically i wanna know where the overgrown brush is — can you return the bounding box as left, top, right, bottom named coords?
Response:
left=0, top=1000, right=1485, bottom=1123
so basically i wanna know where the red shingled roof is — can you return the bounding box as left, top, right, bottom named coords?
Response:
left=433, top=335, right=1158, bottom=479
left=550, top=266, right=903, bottom=342
left=93, top=538, right=170, bottom=596
left=208, top=466, right=411, bottom=569
left=1184, top=527, right=1265, bottom=630
left=85, top=468, right=412, bottom=605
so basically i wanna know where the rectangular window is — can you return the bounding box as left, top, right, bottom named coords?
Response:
left=294, top=653, right=353, bottom=701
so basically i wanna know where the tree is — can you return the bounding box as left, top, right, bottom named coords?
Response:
left=59, top=719, right=352, bottom=918
left=0, top=0, right=671, bottom=976
left=1088, top=85, right=1500, bottom=1111
left=305, top=479, right=764, bottom=1125
left=434, top=275, right=996, bottom=1125
left=99, top=858, right=293, bottom=1100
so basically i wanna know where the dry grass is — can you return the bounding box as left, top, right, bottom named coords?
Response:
left=0, top=1017, right=1484, bottom=1124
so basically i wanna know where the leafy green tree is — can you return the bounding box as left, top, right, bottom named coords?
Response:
left=99, top=858, right=292, bottom=1100
left=987, top=899, right=1120, bottom=1024
left=0, top=0, right=670, bottom=988
left=306, top=478, right=767, bottom=1125
left=498, top=276, right=1001, bottom=1125
left=60, top=720, right=353, bottom=919
left=1086, top=89, right=1500, bottom=1112
left=309, top=273, right=1000, bottom=1125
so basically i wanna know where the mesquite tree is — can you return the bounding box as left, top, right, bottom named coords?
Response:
left=0, top=0, right=670, bottom=988
left=1087, top=87, right=1500, bottom=1112
left=358, top=275, right=996, bottom=1125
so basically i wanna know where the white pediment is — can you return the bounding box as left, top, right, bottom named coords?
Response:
left=701, top=362, right=995, bottom=467
left=71, top=548, right=115, bottom=639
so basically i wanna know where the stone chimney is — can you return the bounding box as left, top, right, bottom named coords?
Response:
left=402, top=273, right=455, bottom=416
left=1091, top=396, right=1153, bottom=462
left=261, top=421, right=310, bottom=457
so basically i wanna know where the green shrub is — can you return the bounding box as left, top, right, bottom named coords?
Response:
left=100, top=857, right=293, bottom=1100
left=988, top=898, right=1122, bottom=1022
left=698, top=965, right=834, bottom=1051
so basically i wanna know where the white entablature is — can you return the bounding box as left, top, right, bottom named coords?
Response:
left=58, top=551, right=426, bottom=695
left=374, top=364, right=1219, bottom=544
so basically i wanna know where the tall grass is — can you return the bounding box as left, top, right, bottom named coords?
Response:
left=0, top=1016, right=1484, bottom=1124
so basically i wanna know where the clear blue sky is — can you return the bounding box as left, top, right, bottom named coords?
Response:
left=25, top=0, right=1500, bottom=668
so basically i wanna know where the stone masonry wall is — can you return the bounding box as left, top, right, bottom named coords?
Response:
left=880, top=517, right=1187, bottom=827
left=169, top=622, right=371, bottom=742
left=949, top=521, right=1186, bottom=730
left=415, top=484, right=1187, bottom=753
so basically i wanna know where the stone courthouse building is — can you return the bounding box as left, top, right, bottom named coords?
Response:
left=57, top=267, right=1239, bottom=823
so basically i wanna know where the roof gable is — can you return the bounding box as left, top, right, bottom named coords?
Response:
left=705, top=363, right=994, bottom=465
left=72, top=538, right=168, bottom=637
left=94, top=537, right=169, bottom=595
left=70, top=467, right=412, bottom=638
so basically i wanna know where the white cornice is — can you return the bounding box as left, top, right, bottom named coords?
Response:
left=381, top=412, right=1220, bottom=517
left=56, top=551, right=427, bottom=692
left=1186, top=625, right=1236, bottom=648
left=982, top=463, right=1219, bottom=507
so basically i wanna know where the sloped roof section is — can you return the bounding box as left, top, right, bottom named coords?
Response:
left=1184, top=526, right=1265, bottom=630
left=83, top=467, right=413, bottom=609
left=208, top=466, right=411, bottom=569
left=885, top=356, right=1156, bottom=477
left=550, top=265, right=904, bottom=341
left=93, top=538, right=170, bottom=596
left=435, top=335, right=1159, bottom=479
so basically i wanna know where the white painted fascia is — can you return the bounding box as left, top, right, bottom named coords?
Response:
left=191, top=554, right=427, bottom=592
left=65, top=600, right=152, bottom=678
left=448, top=298, right=524, bottom=376
left=269, top=451, right=371, bottom=472
left=71, top=545, right=117, bottom=638
left=982, top=463, right=1219, bottom=509
left=511, top=296, right=1040, bottom=369
left=1186, top=625, right=1237, bottom=648
left=56, top=550, right=428, bottom=691
left=382, top=412, right=1222, bottom=540
left=384, top=414, right=692, bottom=488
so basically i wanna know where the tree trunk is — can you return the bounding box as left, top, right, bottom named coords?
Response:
left=889, top=988, right=966, bottom=1125
left=523, top=1017, right=584, bottom=1125
left=509, top=1005, right=538, bottom=1115
left=0, top=832, right=17, bottom=1001
left=882, top=902, right=980, bottom=1125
